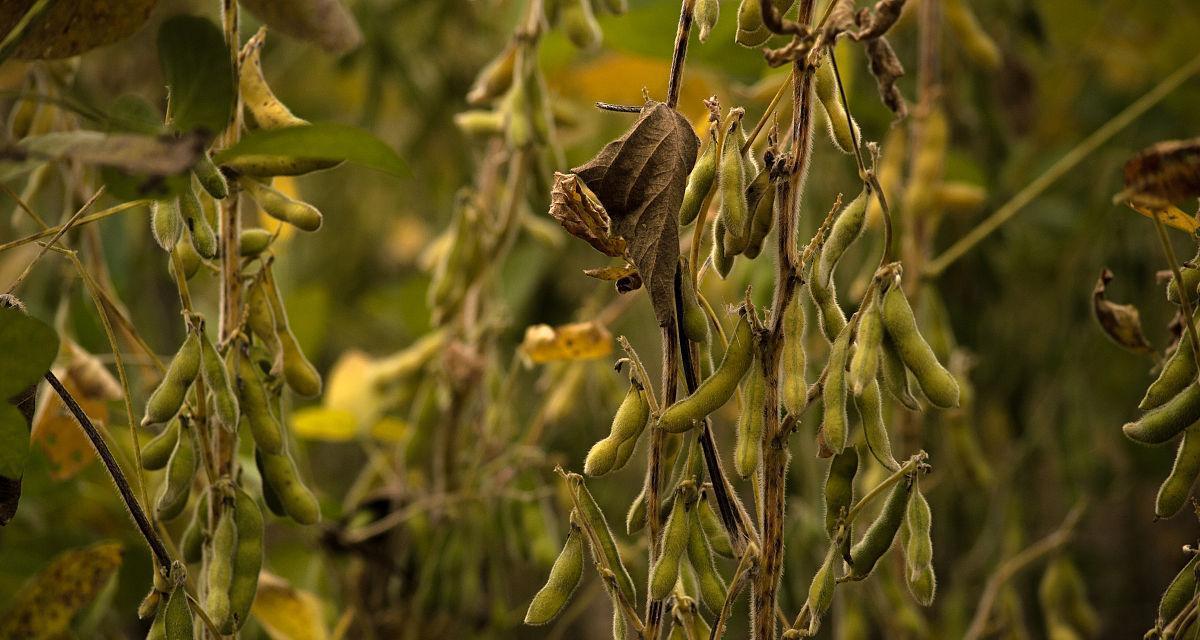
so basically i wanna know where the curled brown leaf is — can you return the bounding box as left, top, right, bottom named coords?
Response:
left=1118, top=137, right=1200, bottom=208
left=864, top=37, right=908, bottom=118
left=1092, top=268, right=1153, bottom=354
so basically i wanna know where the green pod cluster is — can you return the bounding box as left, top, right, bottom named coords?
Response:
left=880, top=277, right=960, bottom=409
left=1142, top=331, right=1198, bottom=410
left=881, top=332, right=921, bottom=410
left=814, top=55, right=860, bottom=154
left=199, top=331, right=239, bottom=431
left=155, top=419, right=197, bottom=521
left=238, top=355, right=284, bottom=454
left=697, top=487, right=733, bottom=558
left=584, top=384, right=650, bottom=476
left=222, top=486, right=264, bottom=634
left=1158, top=555, right=1199, bottom=632
left=1156, top=426, right=1200, bottom=518
left=239, top=228, right=274, bottom=257
left=717, top=113, right=750, bottom=255
left=1167, top=266, right=1200, bottom=305
left=1124, top=383, right=1200, bottom=445
left=904, top=483, right=935, bottom=606
left=193, top=151, right=229, bottom=200
left=660, top=311, right=754, bottom=432
left=680, top=263, right=710, bottom=345
left=695, top=0, right=719, bottom=42
left=567, top=473, right=636, bottom=604
left=256, top=447, right=321, bottom=525
left=816, top=189, right=869, bottom=291
left=823, top=447, right=858, bottom=554
left=650, top=486, right=694, bottom=600
left=561, top=0, right=602, bottom=50
left=734, top=360, right=766, bottom=478
left=178, top=184, right=217, bottom=259
left=849, top=289, right=883, bottom=396
left=141, top=419, right=180, bottom=471
left=525, top=518, right=585, bottom=625
left=742, top=168, right=776, bottom=259
left=142, top=331, right=201, bottom=426
left=680, top=128, right=718, bottom=226
left=711, top=215, right=735, bottom=278
left=854, top=380, right=900, bottom=471
left=781, top=290, right=808, bottom=416
left=240, top=178, right=323, bottom=232
left=180, top=489, right=208, bottom=564
left=262, top=270, right=323, bottom=397
left=822, top=323, right=853, bottom=454
left=205, top=502, right=237, bottom=626
left=685, top=508, right=727, bottom=612
left=847, top=475, right=913, bottom=580
left=151, top=199, right=184, bottom=252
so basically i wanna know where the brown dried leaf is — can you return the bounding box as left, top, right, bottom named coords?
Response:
left=571, top=101, right=700, bottom=326
left=864, top=37, right=907, bottom=118
left=549, top=173, right=627, bottom=258
left=521, top=322, right=613, bottom=364
left=853, top=0, right=907, bottom=40
left=1092, top=268, right=1153, bottom=354
left=0, top=0, right=157, bottom=60
left=1120, top=137, right=1200, bottom=208
left=239, top=0, right=362, bottom=54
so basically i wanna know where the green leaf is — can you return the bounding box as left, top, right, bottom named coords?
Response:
left=158, top=14, right=233, bottom=135
left=215, top=123, right=405, bottom=176
left=0, top=404, right=30, bottom=483
left=0, top=305, right=58, bottom=398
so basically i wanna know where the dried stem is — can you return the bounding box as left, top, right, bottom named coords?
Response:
left=666, top=0, right=696, bottom=109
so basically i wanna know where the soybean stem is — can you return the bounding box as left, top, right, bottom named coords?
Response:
left=0, top=199, right=148, bottom=254
left=666, top=0, right=696, bottom=109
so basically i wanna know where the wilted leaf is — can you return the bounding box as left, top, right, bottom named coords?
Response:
left=864, top=37, right=907, bottom=118
left=570, top=101, right=699, bottom=326
left=252, top=572, right=331, bottom=640
left=852, top=0, right=907, bottom=40
left=0, top=541, right=124, bottom=639
left=548, top=172, right=627, bottom=258
left=1127, top=202, right=1199, bottom=234
left=215, top=124, right=405, bottom=177
left=239, top=0, right=362, bottom=54
left=1092, top=268, right=1153, bottom=354
left=0, top=0, right=156, bottom=61
left=16, top=131, right=205, bottom=178
left=158, top=15, right=235, bottom=135
left=32, top=372, right=106, bottom=481
left=290, top=407, right=358, bottom=442
left=521, top=322, right=613, bottom=363
left=1119, top=137, right=1200, bottom=208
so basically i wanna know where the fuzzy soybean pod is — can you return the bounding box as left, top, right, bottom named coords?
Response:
left=584, top=384, right=650, bottom=476
left=1156, top=426, right=1200, bottom=518
left=246, top=280, right=282, bottom=355
left=854, top=380, right=901, bottom=471
left=222, top=486, right=264, bottom=634
left=206, top=502, right=237, bottom=627
left=781, top=290, right=808, bottom=416
left=1142, top=330, right=1198, bottom=410
left=659, top=311, right=754, bottom=432
left=905, top=484, right=935, bottom=606
left=163, top=586, right=193, bottom=640
left=199, top=331, right=239, bottom=431
left=193, top=151, right=228, bottom=200
left=525, top=518, right=585, bottom=625
left=680, top=128, right=718, bottom=226
left=256, top=447, right=321, bottom=525
left=822, top=323, right=853, bottom=454
left=814, top=55, right=859, bottom=154
left=263, top=270, right=323, bottom=396
left=742, top=172, right=777, bottom=260
left=178, top=184, right=217, bottom=260
left=685, top=509, right=727, bottom=613
left=880, top=278, right=961, bottom=409
left=881, top=332, right=921, bottom=410
left=697, top=487, right=733, bottom=558
left=561, top=0, right=602, bottom=50
left=734, top=360, right=766, bottom=478
left=155, top=419, right=197, bottom=521
left=711, top=215, right=735, bottom=278
left=808, top=251, right=848, bottom=343
left=239, top=228, right=274, bottom=257
left=238, top=356, right=284, bottom=454
left=240, top=178, right=323, bottom=232
left=650, top=486, right=694, bottom=600
left=680, top=265, right=710, bottom=345
left=1158, top=554, right=1199, bottom=631
left=1124, top=384, right=1200, bottom=445
left=816, top=189, right=869, bottom=290
left=567, top=473, right=637, bottom=604
left=142, top=331, right=201, bottom=426
left=823, top=447, right=858, bottom=548
left=1167, top=266, right=1200, bottom=305
left=735, top=0, right=769, bottom=47
left=695, top=0, right=719, bottom=41
left=847, top=476, right=914, bottom=580
left=151, top=199, right=184, bottom=251
left=717, top=115, right=750, bottom=255
left=849, top=290, right=883, bottom=396
left=180, top=489, right=208, bottom=564
left=141, top=419, right=180, bottom=471
left=804, top=546, right=839, bottom=631
left=611, top=431, right=640, bottom=472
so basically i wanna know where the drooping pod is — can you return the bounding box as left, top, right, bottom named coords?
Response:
left=155, top=419, right=198, bottom=521
left=1124, top=384, right=1200, bottom=445
left=141, top=418, right=180, bottom=471
left=695, top=0, right=719, bottom=42
left=466, top=42, right=516, bottom=106
left=1167, top=265, right=1200, bottom=305
left=263, top=268, right=323, bottom=396
left=237, top=355, right=284, bottom=454
left=142, top=330, right=201, bottom=426
left=680, top=126, right=718, bottom=227
left=717, top=110, right=750, bottom=255
left=1141, top=330, right=1198, bottom=410
left=193, top=151, right=229, bottom=200
left=659, top=310, right=755, bottom=432
left=680, top=262, right=710, bottom=345
left=239, top=228, right=274, bottom=257
left=256, top=447, right=321, bottom=525
left=567, top=473, right=637, bottom=604
left=697, top=486, right=733, bottom=558
left=525, top=516, right=585, bottom=625
left=881, top=332, right=921, bottom=410
left=742, top=168, right=777, bottom=260
left=560, top=0, right=602, bottom=50
left=816, top=188, right=869, bottom=290
left=205, top=500, right=237, bottom=626
left=178, top=184, right=217, bottom=259
left=735, top=0, right=770, bottom=47
left=846, top=474, right=913, bottom=580
left=1156, top=426, right=1200, bottom=518
left=814, top=54, right=859, bottom=154
left=802, top=546, right=839, bottom=634
left=180, top=489, right=208, bottom=564
left=781, top=289, right=808, bottom=416
left=849, top=288, right=883, bottom=396
left=711, top=215, right=735, bottom=278
left=199, top=330, right=239, bottom=431
left=823, top=447, right=858, bottom=555
left=163, top=584, right=193, bottom=640
left=240, top=178, right=323, bottom=232
left=650, top=484, right=695, bottom=600
left=584, top=383, right=650, bottom=476
left=854, top=379, right=901, bottom=471
left=904, top=482, right=935, bottom=606
left=880, top=276, right=961, bottom=409
left=151, top=199, right=184, bottom=252
left=734, top=359, right=766, bottom=478
left=1157, top=554, right=1199, bottom=632
left=221, top=486, right=264, bottom=634
left=686, top=508, right=727, bottom=613
left=821, top=322, right=853, bottom=454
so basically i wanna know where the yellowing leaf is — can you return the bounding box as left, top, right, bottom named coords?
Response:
left=32, top=372, right=105, bottom=481
left=0, top=541, right=124, bottom=640
left=368, top=417, right=409, bottom=443
left=323, top=350, right=382, bottom=428
left=252, top=572, right=330, bottom=640
left=290, top=407, right=358, bottom=442
left=1127, top=202, right=1199, bottom=234
left=520, top=322, right=612, bottom=364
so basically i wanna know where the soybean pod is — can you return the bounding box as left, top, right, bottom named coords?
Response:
left=881, top=332, right=921, bottom=410
left=816, top=188, right=869, bottom=290
left=178, top=184, right=217, bottom=260
left=659, top=310, right=754, bottom=432
left=1142, top=326, right=1198, bottom=410
left=141, top=419, right=180, bottom=471
left=1158, top=554, right=1199, bottom=632
left=238, top=355, right=284, bottom=454
left=814, top=54, right=860, bottom=154
left=697, top=486, right=733, bottom=558
left=781, top=288, right=808, bottom=416
left=904, top=482, right=935, bottom=606
left=524, top=516, right=585, bottom=625
left=155, top=418, right=197, bottom=521
left=567, top=473, right=637, bottom=604
left=205, top=501, right=236, bottom=626
left=240, top=178, right=323, bottom=232
left=824, top=447, right=858, bottom=558
left=221, top=486, right=264, bottom=633
left=849, top=287, right=883, bottom=396
left=650, top=484, right=695, bottom=600
left=256, top=447, right=321, bottom=525
left=680, top=127, right=718, bottom=227
left=846, top=474, right=914, bottom=580
left=880, top=276, right=960, bottom=409
left=584, top=383, right=650, bottom=477
left=734, top=359, right=765, bottom=478
left=822, top=322, right=853, bottom=454
left=263, top=268, right=323, bottom=396
left=717, top=110, right=750, bottom=255
left=685, top=508, right=727, bottom=613
left=199, top=330, right=239, bottom=431
left=1156, top=426, right=1200, bottom=518
left=1124, top=384, right=1200, bottom=446
left=163, top=586, right=193, bottom=640
left=142, top=330, right=201, bottom=426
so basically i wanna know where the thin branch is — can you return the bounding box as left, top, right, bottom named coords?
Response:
left=0, top=199, right=148, bottom=254
left=666, top=0, right=697, bottom=109
left=5, top=187, right=103, bottom=294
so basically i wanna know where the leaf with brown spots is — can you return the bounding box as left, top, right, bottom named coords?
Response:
left=0, top=0, right=157, bottom=61
left=521, top=322, right=613, bottom=364
left=1092, top=268, right=1153, bottom=354
left=0, top=541, right=124, bottom=639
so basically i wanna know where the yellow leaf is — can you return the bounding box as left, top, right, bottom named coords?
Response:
left=290, top=407, right=358, bottom=442
left=252, top=572, right=330, bottom=640
left=1127, top=202, right=1199, bottom=234
left=0, top=541, right=123, bottom=640
left=323, top=350, right=382, bottom=428
left=367, top=417, right=409, bottom=443
left=520, top=322, right=612, bottom=364
left=31, top=372, right=106, bottom=481
left=549, top=53, right=718, bottom=124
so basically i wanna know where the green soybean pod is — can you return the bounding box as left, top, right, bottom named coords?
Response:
left=141, top=419, right=180, bottom=471
left=180, top=489, right=208, bottom=564
left=169, top=239, right=201, bottom=281
left=238, top=356, right=284, bottom=454
left=561, top=0, right=602, bottom=50
left=585, top=384, right=649, bottom=476
left=205, top=503, right=237, bottom=627
left=853, top=380, right=901, bottom=471
left=781, top=290, right=808, bottom=416
left=263, top=269, right=323, bottom=397
left=222, top=486, right=264, bottom=633
left=611, top=432, right=640, bottom=473
left=816, top=189, right=869, bottom=290
left=199, top=331, right=239, bottom=431
left=680, top=262, right=710, bottom=345
left=823, top=447, right=858, bottom=547
left=908, top=565, right=937, bottom=607
left=255, top=448, right=288, bottom=518
left=193, top=151, right=229, bottom=200
left=697, top=487, right=733, bottom=558
left=179, top=184, right=217, bottom=260
left=822, top=323, right=853, bottom=454
left=735, top=0, right=769, bottom=47
left=239, top=228, right=274, bottom=257
left=742, top=174, right=776, bottom=260
left=1158, top=554, right=1199, bottom=631
left=142, top=331, right=201, bottom=426
left=734, top=361, right=765, bottom=478
left=849, top=290, right=883, bottom=396
left=711, top=215, right=735, bottom=278
left=567, top=473, right=636, bottom=604
left=155, top=419, right=197, bottom=521
left=1167, top=266, right=1200, bottom=305
left=626, top=486, right=647, bottom=536
left=525, top=518, right=585, bottom=625
left=695, top=0, right=719, bottom=42
left=905, top=484, right=935, bottom=605
left=805, top=546, right=838, bottom=629
left=680, top=128, right=718, bottom=226
left=1141, top=331, right=1198, bottom=410
left=808, top=255, right=848, bottom=342
left=880, top=278, right=960, bottom=409
left=847, top=475, right=913, bottom=580
left=659, top=311, right=754, bottom=432
left=256, top=447, right=321, bottom=525
left=151, top=199, right=184, bottom=252
left=1124, top=383, right=1200, bottom=446
left=240, top=178, right=323, bottom=232
left=163, top=586, right=193, bottom=640
left=1156, top=426, right=1200, bottom=518
left=685, top=509, right=726, bottom=613
left=814, top=55, right=860, bottom=154
left=650, top=487, right=693, bottom=600
left=717, top=113, right=750, bottom=255
left=881, top=332, right=921, bottom=410
left=246, top=280, right=282, bottom=354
